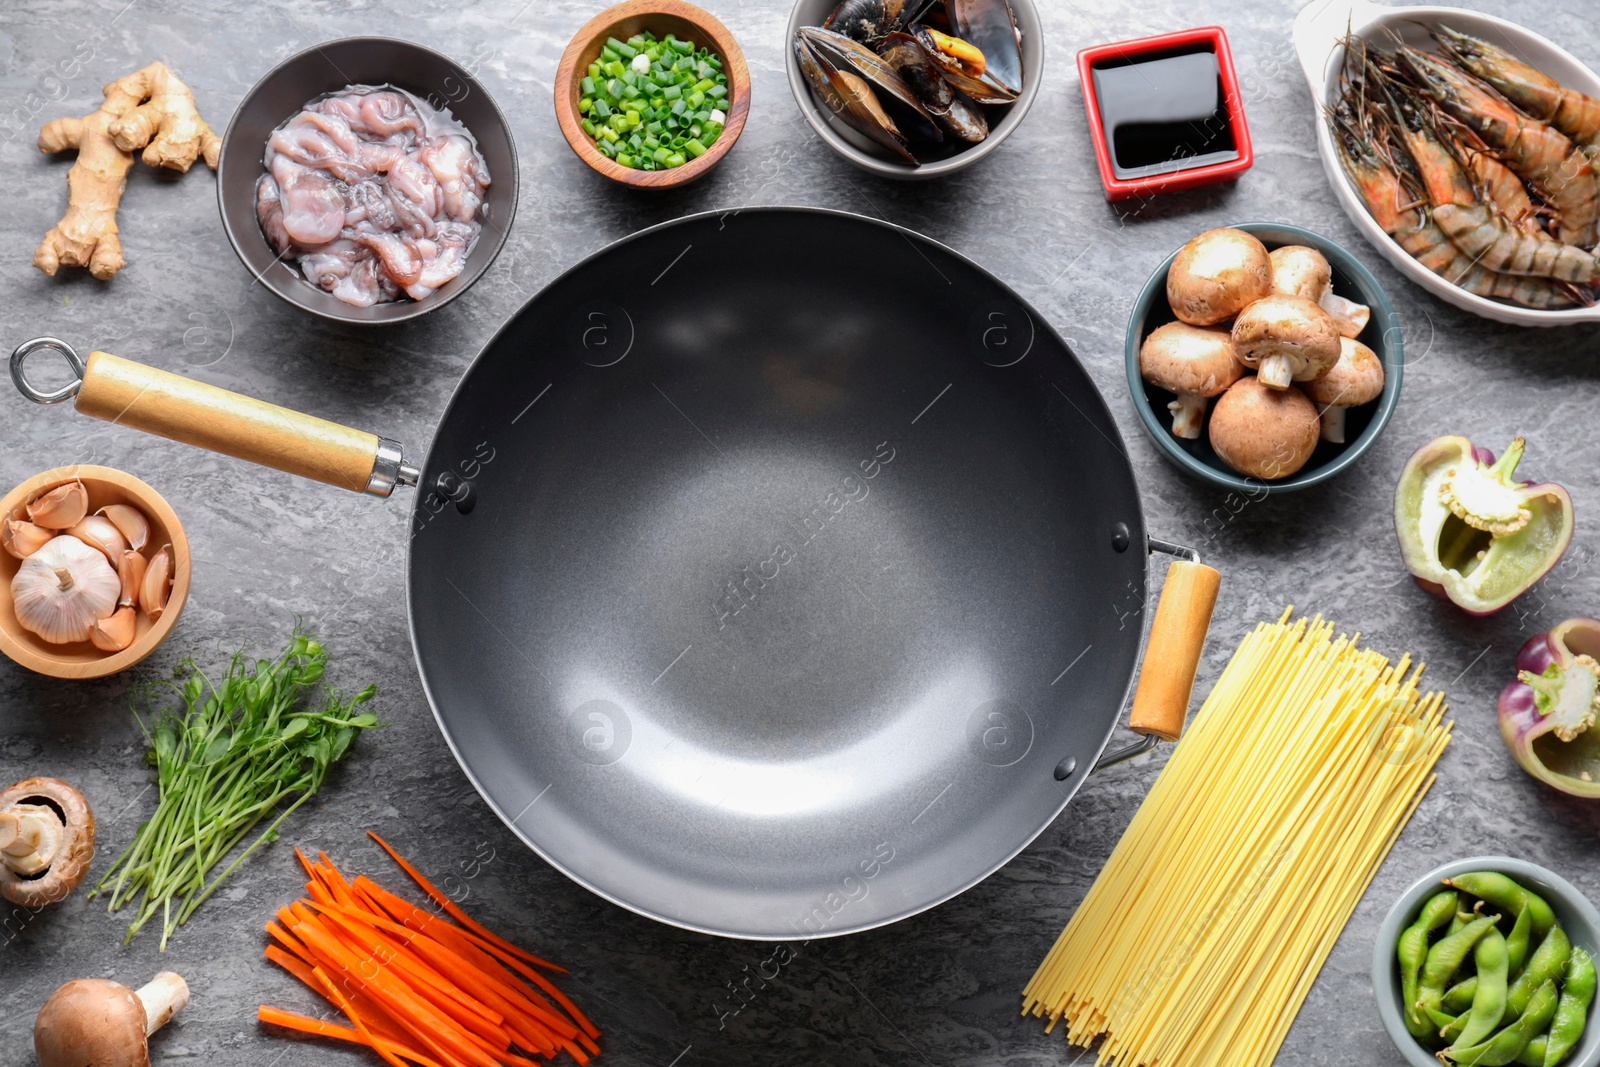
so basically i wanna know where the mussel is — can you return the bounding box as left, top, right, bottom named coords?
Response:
left=948, top=0, right=1023, bottom=97
left=798, top=0, right=1024, bottom=164
left=794, top=33, right=918, bottom=163
left=879, top=32, right=987, bottom=143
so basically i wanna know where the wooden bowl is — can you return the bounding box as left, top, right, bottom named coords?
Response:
left=0, top=466, right=190, bottom=679
left=554, top=0, right=750, bottom=188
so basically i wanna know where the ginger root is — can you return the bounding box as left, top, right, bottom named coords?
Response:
left=35, top=62, right=222, bottom=280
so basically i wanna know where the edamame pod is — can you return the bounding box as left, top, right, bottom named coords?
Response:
left=1519, top=1036, right=1547, bottom=1067
left=1446, top=979, right=1559, bottom=1066
left=1446, top=977, right=1480, bottom=1014
left=1402, top=890, right=1461, bottom=1037
left=1505, top=925, right=1571, bottom=1025
left=1543, top=947, right=1595, bottom=1067
left=1427, top=1003, right=1467, bottom=1043
left=1446, top=872, right=1557, bottom=939
left=1505, top=905, right=1533, bottom=978
left=1423, top=915, right=1504, bottom=1017
left=1458, top=927, right=1511, bottom=1048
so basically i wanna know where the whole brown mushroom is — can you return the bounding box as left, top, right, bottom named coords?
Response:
left=0, top=777, right=94, bottom=908
left=1208, top=376, right=1320, bottom=480
left=35, top=972, right=188, bottom=1067
left=1267, top=245, right=1371, bottom=339
left=1301, top=336, right=1385, bottom=444
left=1166, top=228, right=1272, bottom=326
left=1231, top=294, right=1341, bottom=390
left=1138, top=322, right=1243, bottom=439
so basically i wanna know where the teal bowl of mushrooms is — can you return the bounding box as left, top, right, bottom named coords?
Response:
left=1125, top=221, right=1403, bottom=494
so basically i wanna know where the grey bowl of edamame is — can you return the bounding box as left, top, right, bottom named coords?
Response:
left=1375, top=857, right=1600, bottom=1067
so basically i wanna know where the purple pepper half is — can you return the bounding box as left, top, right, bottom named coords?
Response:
left=1499, top=619, right=1600, bottom=797
left=1394, top=435, right=1574, bottom=615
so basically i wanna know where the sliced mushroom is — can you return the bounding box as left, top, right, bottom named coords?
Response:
left=1231, top=294, right=1341, bottom=390
left=0, top=777, right=95, bottom=908
left=1301, top=336, right=1385, bottom=443
left=35, top=972, right=189, bottom=1067
left=1208, top=376, right=1320, bottom=480
left=1166, top=228, right=1272, bottom=326
left=1268, top=245, right=1370, bottom=339
left=1138, top=322, right=1243, bottom=439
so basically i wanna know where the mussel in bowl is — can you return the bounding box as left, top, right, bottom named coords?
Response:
left=794, top=0, right=1024, bottom=165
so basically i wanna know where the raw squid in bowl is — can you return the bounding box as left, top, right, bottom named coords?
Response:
left=256, top=85, right=490, bottom=308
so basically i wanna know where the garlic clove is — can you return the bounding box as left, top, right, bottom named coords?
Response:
left=65, top=515, right=128, bottom=567
left=141, top=544, right=173, bottom=619
left=1, top=516, right=53, bottom=560
left=118, top=550, right=147, bottom=607
left=88, top=606, right=137, bottom=652
left=25, top=481, right=89, bottom=530
left=10, top=535, right=121, bottom=643
left=97, top=504, right=150, bottom=552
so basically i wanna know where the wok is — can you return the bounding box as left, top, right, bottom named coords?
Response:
left=10, top=208, right=1218, bottom=939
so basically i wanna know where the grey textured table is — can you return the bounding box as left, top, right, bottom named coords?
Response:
left=2, top=1, right=1599, bottom=1065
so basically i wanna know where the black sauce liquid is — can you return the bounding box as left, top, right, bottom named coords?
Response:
left=1091, top=47, right=1238, bottom=180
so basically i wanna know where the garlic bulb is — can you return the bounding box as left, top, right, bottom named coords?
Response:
left=11, top=536, right=120, bottom=644
left=66, top=515, right=128, bottom=566
left=1, top=516, right=51, bottom=560
left=25, top=481, right=88, bottom=530
left=98, top=505, right=150, bottom=552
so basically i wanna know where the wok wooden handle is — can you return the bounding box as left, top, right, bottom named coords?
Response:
left=1127, top=561, right=1221, bottom=742
left=74, top=351, right=408, bottom=496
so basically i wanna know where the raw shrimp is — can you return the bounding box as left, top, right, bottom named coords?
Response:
left=1378, top=79, right=1600, bottom=282
left=1465, top=148, right=1542, bottom=234
left=1434, top=28, right=1600, bottom=147
left=1332, top=109, right=1577, bottom=308
left=255, top=84, right=489, bottom=306
left=1401, top=47, right=1598, bottom=247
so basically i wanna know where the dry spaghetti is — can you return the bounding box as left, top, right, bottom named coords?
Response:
left=1022, top=612, right=1451, bottom=1067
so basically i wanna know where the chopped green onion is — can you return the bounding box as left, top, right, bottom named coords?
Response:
left=575, top=29, right=729, bottom=171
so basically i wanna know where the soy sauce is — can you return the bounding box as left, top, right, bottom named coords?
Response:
left=1091, top=46, right=1238, bottom=180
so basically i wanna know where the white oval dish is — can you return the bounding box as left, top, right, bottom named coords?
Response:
left=1292, top=0, right=1600, bottom=326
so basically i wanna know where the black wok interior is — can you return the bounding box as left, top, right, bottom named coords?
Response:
left=409, top=208, right=1148, bottom=938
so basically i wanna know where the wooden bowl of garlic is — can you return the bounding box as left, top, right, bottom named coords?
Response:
left=0, top=466, right=189, bottom=679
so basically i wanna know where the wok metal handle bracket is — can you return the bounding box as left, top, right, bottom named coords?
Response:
left=1063, top=537, right=1220, bottom=780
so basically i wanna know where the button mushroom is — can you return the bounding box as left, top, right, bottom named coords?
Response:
left=1230, top=294, right=1342, bottom=390
left=35, top=972, right=189, bottom=1067
left=1301, top=337, right=1385, bottom=444
left=1165, top=228, right=1272, bottom=326
left=1267, top=244, right=1371, bottom=339
left=0, top=777, right=94, bottom=908
left=1138, top=322, right=1243, bottom=439
left=1207, top=376, right=1320, bottom=480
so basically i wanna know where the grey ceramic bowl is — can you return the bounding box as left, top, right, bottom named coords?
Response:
left=1373, top=856, right=1600, bottom=1067
left=784, top=0, right=1043, bottom=179
left=1125, top=221, right=1402, bottom=494
left=217, top=37, right=518, bottom=324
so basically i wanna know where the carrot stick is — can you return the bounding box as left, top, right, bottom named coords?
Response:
left=313, top=905, right=515, bottom=1050
left=263, top=945, right=420, bottom=1053
left=308, top=900, right=509, bottom=1025
left=367, top=832, right=565, bottom=973
left=265, top=944, right=319, bottom=989
left=318, top=896, right=570, bottom=1054
left=257, top=1007, right=449, bottom=1067
left=355, top=884, right=578, bottom=1043
left=313, top=963, right=411, bottom=1067
left=289, top=912, right=496, bottom=1067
